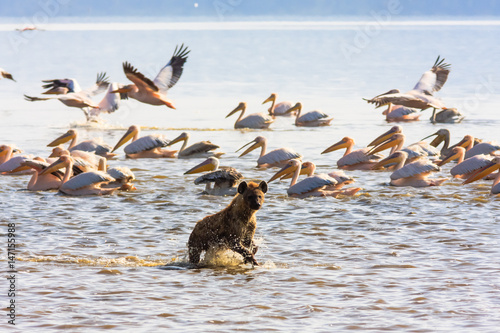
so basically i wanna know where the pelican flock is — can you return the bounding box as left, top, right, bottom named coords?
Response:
left=2, top=51, right=498, bottom=203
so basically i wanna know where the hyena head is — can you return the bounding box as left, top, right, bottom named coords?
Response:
left=238, top=181, right=268, bottom=211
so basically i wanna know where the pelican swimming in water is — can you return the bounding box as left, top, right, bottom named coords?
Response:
left=12, top=158, right=64, bottom=191
left=364, top=56, right=451, bottom=123
left=420, top=128, right=453, bottom=158
left=112, top=44, right=189, bottom=109
left=112, top=125, right=176, bottom=158
left=262, top=93, right=294, bottom=117
left=24, top=73, right=110, bottom=121
left=40, top=155, right=118, bottom=196
left=285, top=102, right=333, bottom=127
left=269, top=159, right=359, bottom=198
left=463, top=157, right=500, bottom=194
left=382, top=103, right=420, bottom=122
left=106, top=167, right=136, bottom=191
left=438, top=146, right=494, bottom=179
left=167, top=132, right=224, bottom=159
left=184, top=156, right=243, bottom=196
left=322, top=137, right=383, bottom=170
left=226, top=102, right=274, bottom=129
left=432, top=108, right=465, bottom=123
left=49, top=146, right=106, bottom=170
left=48, top=129, right=116, bottom=159
left=0, top=68, right=15, bottom=81
left=464, top=141, right=500, bottom=159
left=280, top=161, right=357, bottom=190
left=372, top=151, right=446, bottom=187
left=237, top=136, right=302, bottom=168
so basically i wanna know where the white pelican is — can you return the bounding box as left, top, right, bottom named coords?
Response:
left=285, top=102, right=333, bottom=127
left=464, top=141, right=500, bottom=159
left=167, top=132, right=224, bottom=159
left=48, top=129, right=116, bottom=159
left=322, top=137, right=383, bottom=170
left=383, top=103, right=420, bottom=122
left=438, top=146, right=494, bottom=179
left=262, top=93, right=294, bottom=117
left=112, top=44, right=189, bottom=109
left=463, top=157, right=500, bottom=194
left=106, top=167, right=136, bottom=191
left=41, top=77, right=82, bottom=94
left=237, top=136, right=302, bottom=168
left=12, top=158, right=63, bottom=191
left=433, top=108, right=465, bottom=123
left=0, top=145, right=18, bottom=166
left=226, top=102, right=274, bottom=129
left=184, top=157, right=243, bottom=196
left=364, top=56, right=451, bottom=122
left=112, top=125, right=176, bottom=158
left=0, top=68, right=15, bottom=82
left=371, top=151, right=446, bottom=187
left=40, top=155, right=118, bottom=196
left=49, top=146, right=106, bottom=170
left=24, top=72, right=110, bottom=121
left=420, top=129, right=453, bottom=158
left=268, top=159, right=357, bottom=198
left=86, top=82, right=123, bottom=121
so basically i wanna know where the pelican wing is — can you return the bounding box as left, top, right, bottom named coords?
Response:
left=123, top=61, right=158, bottom=92
left=413, top=56, right=451, bottom=93
left=80, top=72, right=110, bottom=98
left=390, top=159, right=439, bottom=181
left=0, top=155, right=31, bottom=172
left=124, top=135, right=170, bottom=155
left=153, top=44, right=190, bottom=93
left=366, top=92, right=426, bottom=108
left=273, top=101, right=293, bottom=115
left=107, top=167, right=135, bottom=181
left=258, top=148, right=302, bottom=166
left=42, top=78, right=81, bottom=93
left=390, top=106, right=419, bottom=117
left=298, top=111, right=330, bottom=122
left=337, top=148, right=382, bottom=167
left=288, top=174, right=337, bottom=196
left=180, top=141, right=220, bottom=157
left=450, top=155, right=493, bottom=176
left=236, top=113, right=274, bottom=129
left=194, top=168, right=243, bottom=187
left=71, top=140, right=113, bottom=156
left=88, top=83, right=121, bottom=116
left=464, top=143, right=500, bottom=159
left=63, top=171, right=114, bottom=190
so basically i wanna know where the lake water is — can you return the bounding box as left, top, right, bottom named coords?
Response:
left=1, top=18, right=500, bottom=332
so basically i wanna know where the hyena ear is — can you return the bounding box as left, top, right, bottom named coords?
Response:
left=259, top=181, right=268, bottom=193
left=237, top=181, right=248, bottom=194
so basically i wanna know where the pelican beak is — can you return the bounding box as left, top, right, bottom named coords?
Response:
left=47, top=131, right=74, bottom=147
left=455, top=136, right=473, bottom=149
left=371, top=153, right=401, bottom=170
left=437, top=150, right=461, bottom=166
left=463, top=161, right=500, bottom=185
left=368, top=127, right=401, bottom=147
left=167, top=133, right=186, bottom=147
left=164, top=99, right=176, bottom=109
left=10, top=164, right=31, bottom=173
left=269, top=163, right=297, bottom=183
left=40, top=157, right=66, bottom=176
left=285, top=103, right=300, bottom=115
left=322, top=138, right=349, bottom=154
left=184, top=158, right=214, bottom=174
left=421, top=130, right=440, bottom=142
left=236, top=140, right=260, bottom=157
left=366, top=135, right=401, bottom=155
left=112, top=127, right=137, bottom=152
left=262, top=95, right=274, bottom=104
left=280, top=163, right=308, bottom=180
left=226, top=103, right=244, bottom=118
left=110, top=87, right=132, bottom=94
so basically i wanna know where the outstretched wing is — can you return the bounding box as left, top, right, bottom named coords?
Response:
left=413, top=56, right=451, bottom=94
left=42, top=78, right=81, bottom=94
left=81, top=72, right=110, bottom=98
left=153, top=44, right=190, bottom=93
left=123, top=61, right=158, bottom=92
left=88, top=82, right=122, bottom=117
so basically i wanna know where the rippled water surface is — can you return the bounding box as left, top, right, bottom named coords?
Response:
left=1, top=19, right=500, bottom=332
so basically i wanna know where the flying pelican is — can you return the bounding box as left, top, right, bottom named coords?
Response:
left=40, top=155, right=118, bottom=196
left=364, top=56, right=451, bottom=123
left=12, top=158, right=64, bottom=191
left=237, top=136, right=302, bottom=168
left=432, top=108, right=465, bottom=123
left=0, top=68, right=15, bottom=82
left=322, top=137, right=383, bottom=170
left=268, top=159, right=358, bottom=198
left=285, top=102, right=333, bottom=127
left=371, top=151, right=446, bottom=187
left=48, top=129, right=116, bottom=159
left=463, top=157, right=500, bottom=194
left=167, top=132, right=224, bottom=159
left=438, top=146, right=494, bottom=179
left=382, top=103, right=420, bottom=122
left=41, top=77, right=82, bottom=94
left=226, top=102, right=274, bottom=129
left=24, top=72, right=110, bottom=120
left=112, top=125, right=176, bottom=158
left=280, top=161, right=357, bottom=190
left=184, top=156, right=243, bottom=196
left=262, top=93, right=294, bottom=117
left=111, top=44, right=189, bottom=109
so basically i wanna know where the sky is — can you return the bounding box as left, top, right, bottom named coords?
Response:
left=1, top=0, right=500, bottom=19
